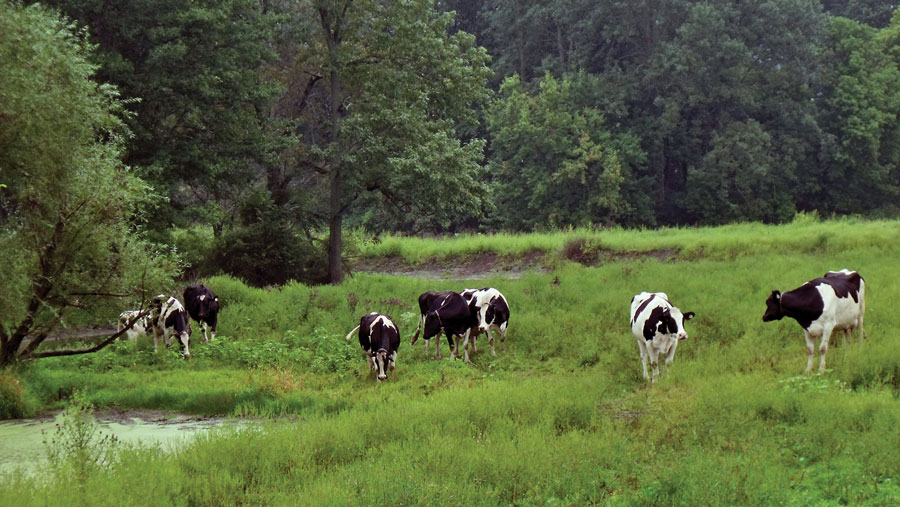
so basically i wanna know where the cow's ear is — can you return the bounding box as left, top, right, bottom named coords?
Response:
left=684, top=312, right=695, bottom=321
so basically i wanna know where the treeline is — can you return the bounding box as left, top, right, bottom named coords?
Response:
left=3, top=0, right=900, bottom=287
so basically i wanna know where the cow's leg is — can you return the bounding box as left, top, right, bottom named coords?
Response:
left=486, top=326, right=497, bottom=357
left=500, top=322, right=507, bottom=352
left=648, top=346, right=660, bottom=384
left=201, top=322, right=210, bottom=343
left=664, top=339, right=679, bottom=372
left=180, top=332, right=190, bottom=359
left=818, top=328, right=833, bottom=374
left=424, top=338, right=430, bottom=358
left=389, top=351, right=397, bottom=379
left=460, top=329, right=473, bottom=364
left=804, top=331, right=816, bottom=373
left=636, top=339, right=650, bottom=381
left=435, top=335, right=442, bottom=360
left=152, top=327, right=161, bottom=353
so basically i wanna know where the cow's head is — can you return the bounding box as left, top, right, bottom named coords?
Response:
left=373, top=348, right=389, bottom=381
left=662, top=307, right=695, bottom=341
left=762, top=290, right=784, bottom=322
left=195, top=293, right=219, bottom=319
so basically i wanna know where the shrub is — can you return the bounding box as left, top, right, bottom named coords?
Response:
left=0, top=372, right=26, bottom=419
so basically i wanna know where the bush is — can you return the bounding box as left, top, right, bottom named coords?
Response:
left=0, top=372, right=26, bottom=419
left=212, top=191, right=328, bottom=286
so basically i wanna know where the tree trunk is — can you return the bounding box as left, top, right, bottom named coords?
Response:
left=323, top=6, right=344, bottom=285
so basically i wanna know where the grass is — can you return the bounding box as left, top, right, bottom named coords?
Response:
left=3, top=218, right=900, bottom=504
left=357, top=214, right=900, bottom=264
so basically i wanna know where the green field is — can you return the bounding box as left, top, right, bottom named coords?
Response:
left=3, top=218, right=900, bottom=505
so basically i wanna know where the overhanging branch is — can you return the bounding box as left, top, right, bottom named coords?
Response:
left=25, top=309, right=152, bottom=360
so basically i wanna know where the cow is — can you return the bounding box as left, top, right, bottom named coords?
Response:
left=630, top=292, right=695, bottom=384
left=460, top=287, right=510, bottom=359
left=150, top=294, right=192, bottom=359
left=345, top=312, right=401, bottom=381
left=116, top=310, right=153, bottom=341
left=411, top=290, right=477, bottom=361
left=183, top=284, right=219, bottom=343
left=763, top=269, right=866, bottom=374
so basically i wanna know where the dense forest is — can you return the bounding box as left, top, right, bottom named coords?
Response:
left=2, top=0, right=900, bottom=291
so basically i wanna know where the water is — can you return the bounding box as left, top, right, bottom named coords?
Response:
left=0, top=411, right=235, bottom=476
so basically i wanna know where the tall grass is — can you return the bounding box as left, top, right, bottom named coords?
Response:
left=358, top=215, right=900, bottom=264
left=4, top=219, right=900, bottom=504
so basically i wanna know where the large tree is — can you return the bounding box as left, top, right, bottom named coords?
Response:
left=814, top=13, right=900, bottom=214
left=283, top=0, right=492, bottom=283
left=36, top=0, right=288, bottom=235
left=0, top=3, right=177, bottom=366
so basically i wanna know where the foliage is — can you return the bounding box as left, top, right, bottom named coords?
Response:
left=0, top=371, right=26, bottom=419
left=42, top=395, right=119, bottom=482
left=0, top=2, right=178, bottom=366
left=212, top=190, right=328, bottom=286
left=816, top=15, right=900, bottom=215
left=486, top=72, right=645, bottom=229
left=36, top=0, right=290, bottom=233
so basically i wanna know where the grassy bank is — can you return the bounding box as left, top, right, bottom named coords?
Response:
left=3, top=219, right=900, bottom=504
left=357, top=215, right=900, bottom=264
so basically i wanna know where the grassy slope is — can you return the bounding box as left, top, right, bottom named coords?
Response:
left=4, top=218, right=900, bottom=504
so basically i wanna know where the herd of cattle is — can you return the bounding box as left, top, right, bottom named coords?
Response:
left=118, top=269, right=867, bottom=383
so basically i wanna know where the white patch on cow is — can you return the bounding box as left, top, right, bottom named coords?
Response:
left=802, top=277, right=866, bottom=373
left=199, top=295, right=206, bottom=301
left=118, top=310, right=151, bottom=341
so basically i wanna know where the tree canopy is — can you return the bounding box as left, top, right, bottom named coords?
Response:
left=0, top=2, right=178, bottom=365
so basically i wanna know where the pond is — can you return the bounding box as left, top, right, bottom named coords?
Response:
left=0, top=410, right=238, bottom=476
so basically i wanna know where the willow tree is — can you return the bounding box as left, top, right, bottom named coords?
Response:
left=0, top=3, right=177, bottom=366
left=283, top=0, right=492, bottom=283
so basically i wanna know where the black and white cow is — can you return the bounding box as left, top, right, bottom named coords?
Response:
left=345, top=312, right=401, bottom=381
left=411, top=290, right=477, bottom=361
left=150, top=294, right=192, bottom=359
left=460, top=287, right=510, bottom=360
left=763, top=269, right=866, bottom=374
left=117, top=310, right=153, bottom=341
left=630, top=292, right=695, bottom=383
left=183, top=284, right=219, bottom=343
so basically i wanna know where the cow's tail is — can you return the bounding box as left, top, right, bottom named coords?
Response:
left=410, top=313, right=424, bottom=345
left=345, top=324, right=361, bottom=342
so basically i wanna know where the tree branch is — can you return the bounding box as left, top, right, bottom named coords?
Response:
left=24, top=309, right=152, bottom=359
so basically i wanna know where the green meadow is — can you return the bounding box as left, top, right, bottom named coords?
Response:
left=3, top=218, right=900, bottom=505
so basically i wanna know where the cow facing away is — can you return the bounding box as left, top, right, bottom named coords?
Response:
left=117, top=310, right=153, bottom=341
left=763, top=269, right=866, bottom=374
left=411, top=291, right=476, bottom=361
left=460, top=288, right=510, bottom=360
left=630, top=292, right=695, bottom=384
left=150, top=294, right=192, bottom=359
left=345, top=312, right=400, bottom=381
left=183, top=285, right=219, bottom=343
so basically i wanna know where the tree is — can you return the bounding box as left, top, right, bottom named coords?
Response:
left=814, top=13, right=900, bottom=214
left=486, top=73, right=644, bottom=229
left=286, top=0, right=492, bottom=283
left=37, top=0, right=289, bottom=236
left=0, top=3, right=178, bottom=366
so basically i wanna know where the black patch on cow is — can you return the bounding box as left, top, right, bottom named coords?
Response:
left=165, top=309, right=188, bottom=335
left=419, top=291, right=474, bottom=346
left=773, top=283, right=825, bottom=330
left=820, top=271, right=863, bottom=303
left=486, top=295, right=510, bottom=327
left=632, top=294, right=656, bottom=324
left=643, top=306, right=677, bottom=341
